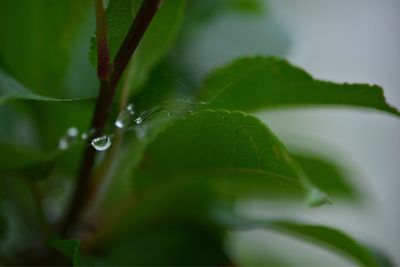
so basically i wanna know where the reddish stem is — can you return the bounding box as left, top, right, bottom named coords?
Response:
left=60, top=0, right=163, bottom=237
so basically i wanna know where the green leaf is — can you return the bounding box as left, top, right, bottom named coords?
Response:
left=90, top=0, right=185, bottom=93
left=266, top=221, right=381, bottom=267
left=0, top=0, right=91, bottom=96
left=0, top=143, right=47, bottom=171
left=104, top=220, right=231, bottom=266
left=0, top=99, right=92, bottom=179
left=218, top=214, right=380, bottom=267
left=198, top=57, right=400, bottom=117
left=50, top=239, right=81, bottom=266
left=97, top=180, right=232, bottom=265
left=0, top=68, right=90, bottom=104
left=27, top=100, right=94, bottom=150
left=0, top=176, right=46, bottom=254
left=0, top=143, right=59, bottom=181
left=127, top=0, right=186, bottom=93
left=229, top=0, right=265, bottom=14
left=186, top=0, right=265, bottom=25
left=292, top=152, right=359, bottom=200
left=367, top=247, right=395, bottom=267
left=136, top=110, right=327, bottom=203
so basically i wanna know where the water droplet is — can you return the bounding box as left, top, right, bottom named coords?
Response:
left=135, top=124, right=149, bottom=140
left=134, top=106, right=161, bottom=125
left=91, top=135, right=112, bottom=151
left=81, top=133, right=88, bottom=140
left=115, top=103, right=135, bottom=128
left=58, top=127, right=79, bottom=150
left=81, top=128, right=95, bottom=140
left=126, top=103, right=134, bottom=111
left=58, top=139, right=69, bottom=150
left=134, top=116, right=143, bottom=125
left=67, top=127, right=78, bottom=138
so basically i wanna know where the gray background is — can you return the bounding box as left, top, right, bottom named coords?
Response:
left=235, top=1, right=400, bottom=265
left=182, top=1, right=400, bottom=265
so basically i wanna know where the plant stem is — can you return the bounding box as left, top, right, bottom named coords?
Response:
left=60, top=0, right=163, bottom=237
left=84, top=66, right=135, bottom=217
left=95, top=0, right=112, bottom=82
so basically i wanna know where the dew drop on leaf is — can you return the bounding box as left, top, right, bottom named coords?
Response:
left=91, top=135, right=112, bottom=151
left=134, top=116, right=143, bottom=125
left=58, top=139, right=69, bottom=150
left=115, top=103, right=135, bottom=128
left=81, top=128, right=95, bottom=140
left=58, top=127, right=79, bottom=150
left=135, top=124, right=149, bottom=140
left=66, top=127, right=78, bottom=138
left=126, top=103, right=134, bottom=111
left=134, top=106, right=161, bottom=125
left=81, top=133, right=88, bottom=140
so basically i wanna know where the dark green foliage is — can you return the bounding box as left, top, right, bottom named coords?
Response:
left=0, top=0, right=91, bottom=96
left=0, top=68, right=83, bottom=103
left=0, top=0, right=398, bottom=266
left=292, top=152, right=359, bottom=200
left=51, top=239, right=81, bottom=266
left=268, top=221, right=379, bottom=266
left=218, top=214, right=381, bottom=266
left=199, top=57, right=400, bottom=116
left=136, top=110, right=319, bottom=199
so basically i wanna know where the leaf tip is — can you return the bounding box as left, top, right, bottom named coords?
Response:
left=307, top=188, right=332, bottom=207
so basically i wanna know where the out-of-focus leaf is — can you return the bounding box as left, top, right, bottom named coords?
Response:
left=93, top=180, right=232, bottom=266
left=0, top=146, right=57, bottom=183
left=0, top=144, right=47, bottom=171
left=102, top=221, right=231, bottom=266
left=50, top=239, right=81, bottom=266
left=136, top=110, right=327, bottom=204
left=177, top=8, right=289, bottom=80
left=218, top=214, right=381, bottom=267
left=229, top=0, right=265, bottom=13
left=0, top=99, right=92, bottom=178
left=0, top=104, right=38, bottom=146
left=127, top=0, right=186, bottom=93
left=292, top=152, right=360, bottom=200
left=0, top=208, right=6, bottom=241
left=198, top=57, right=400, bottom=117
left=0, top=176, right=45, bottom=258
left=0, top=0, right=91, bottom=96
left=27, top=100, right=93, bottom=150
left=266, top=221, right=381, bottom=267
left=186, top=0, right=265, bottom=25
left=90, top=0, right=185, bottom=94
left=367, top=246, right=395, bottom=267
left=0, top=69, right=87, bottom=105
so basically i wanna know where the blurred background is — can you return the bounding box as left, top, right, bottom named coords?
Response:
left=176, top=0, right=400, bottom=264
left=191, top=0, right=400, bottom=265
